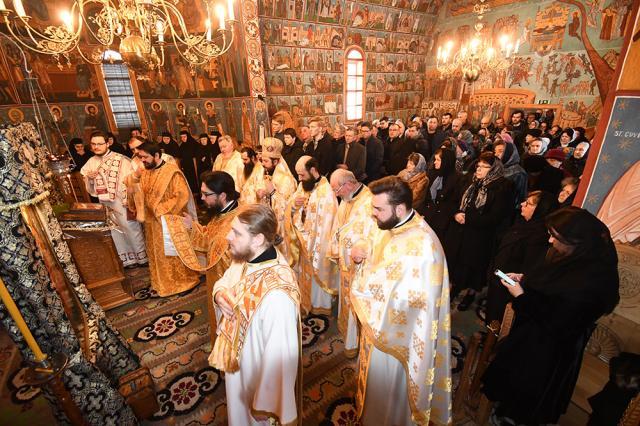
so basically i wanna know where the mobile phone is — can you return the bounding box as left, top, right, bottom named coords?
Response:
left=494, top=269, right=517, bottom=286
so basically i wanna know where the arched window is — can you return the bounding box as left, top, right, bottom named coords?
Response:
left=101, top=50, right=142, bottom=129
left=344, top=47, right=364, bottom=122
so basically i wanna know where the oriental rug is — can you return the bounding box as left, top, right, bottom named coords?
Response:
left=0, top=266, right=484, bottom=425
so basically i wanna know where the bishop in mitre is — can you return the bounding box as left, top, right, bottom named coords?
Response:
left=209, top=204, right=301, bottom=426
left=328, top=169, right=377, bottom=358
left=241, top=137, right=298, bottom=265
left=81, top=131, right=147, bottom=267
left=350, top=177, right=452, bottom=426
left=163, top=171, right=240, bottom=347
left=129, top=142, right=200, bottom=297
left=286, top=155, right=338, bottom=314
left=213, top=135, right=245, bottom=192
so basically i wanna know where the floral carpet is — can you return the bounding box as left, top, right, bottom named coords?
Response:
left=0, top=266, right=485, bottom=425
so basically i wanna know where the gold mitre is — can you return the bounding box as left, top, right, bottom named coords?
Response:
left=262, top=137, right=283, bottom=159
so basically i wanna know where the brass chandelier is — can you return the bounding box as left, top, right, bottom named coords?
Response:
left=0, top=0, right=236, bottom=70
left=436, top=0, right=519, bottom=82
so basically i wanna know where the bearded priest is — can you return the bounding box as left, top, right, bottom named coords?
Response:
left=241, top=137, right=298, bottom=264
left=329, top=169, right=377, bottom=358
left=286, top=155, right=339, bottom=314
left=163, top=171, right=240, bottom=348
left=209, top=204, right=301, bottom=426
left=350, top=176, right=452, bottom=426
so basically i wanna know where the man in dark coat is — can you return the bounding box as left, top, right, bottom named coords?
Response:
left=335, top=126, right=366, bottom=181
left=385, top=122, right=415, bottom=176
left=359, top=121, right=384, bottom=183
left=304, top=117, right=335, bottom=176
left=482, top=207, right=619, bottom=426
left=407, top=122, right=429, bottom=163
left=282, top=127, right=304, bottom=178
left=425, top=116, right=445, bottom=160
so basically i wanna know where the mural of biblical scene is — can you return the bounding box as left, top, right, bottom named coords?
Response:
left=0, top=44, right=102, bottom=104
left=426, top=0, right=633, bottom=129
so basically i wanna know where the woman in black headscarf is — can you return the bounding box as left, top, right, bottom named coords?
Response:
left=421, top=148, right=462, bottom=240
left=485, top=190, right=557, bottom=324
left=196, top=132, right=214, bottom=176
left=443, top=151, right=514, bottom=309
left=482, top=207, right=620, bottom=425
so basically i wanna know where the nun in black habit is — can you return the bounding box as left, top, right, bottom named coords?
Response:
left=482, top=207, right=620, bottom=425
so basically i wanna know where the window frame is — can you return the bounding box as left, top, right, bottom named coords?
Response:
left=343, top=46, right=366, bottom=123
left=99, top=51, right=143, bottom=131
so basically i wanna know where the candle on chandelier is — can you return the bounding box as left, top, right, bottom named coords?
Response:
left=13, top=0, right=26, bottom=17
left=215, top=5, right=226, bottom=31
left=60, top=10, right=73, bottom=32
left=205, top=18, right=212, bottom=41
left=227, top=0, right=235, bottom=20
left=156, top=20, right=165, bottom=43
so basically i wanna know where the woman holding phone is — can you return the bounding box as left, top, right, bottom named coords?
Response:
left=481, top=207, right=620, bottom=425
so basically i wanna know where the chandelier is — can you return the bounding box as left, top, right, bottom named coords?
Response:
left=0, top=0, right=236, bottom=70
left=436, top=0, right=519, bottom=82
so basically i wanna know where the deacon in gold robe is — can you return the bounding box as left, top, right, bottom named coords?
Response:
left=209, top=205, right=301, bottom=426
left=329, top=169, right=376, bottom=358
left=130, top=142, right=200, bottom=297
left=163, top=171, right=240, bottom=348
left=212, top=135, right=244, bottom=192
left=242, top=137, right=298, bottom=265
left=286, top=155, right=338, bottom=314
left=350, top=176, right=452, bottom=426
left=125, top=136, right=178, bottom=223
left=239, top=147, right=264, bottom=204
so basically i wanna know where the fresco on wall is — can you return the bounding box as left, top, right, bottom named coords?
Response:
left=259, top=0, right=436, bottom=128
left=142, top=98, right=253, bottom=144
left=427, top=0, right=631, bottom=129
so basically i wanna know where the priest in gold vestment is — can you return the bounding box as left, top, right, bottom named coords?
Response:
left=212, top=135, right=244, bottom=192
left=241, top=137, right=298, bottom=265
left=209, top=205, right=301, bottom=426
left=351, top=176, right=452, bottom=426
left=286, top=155, right=338, bottom=314
left=329, top=169, right=376, bottom=357
left=164, top=171, right=240, bottom=347
left=239, top=147, right=264, bottom=204
left=131, top=142, right=200, bottom=297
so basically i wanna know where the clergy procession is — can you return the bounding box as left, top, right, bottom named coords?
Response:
left=75, top=109, right=620, bottom=426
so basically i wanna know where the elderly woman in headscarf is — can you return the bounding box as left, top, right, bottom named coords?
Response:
left=493, top=139, right=528, bottom=206
left=485, top=190, right=557, bottom=324
left=562, top=141, right=589, bottom=178
left=482, top=207, right=619, bottom=426
left=398, top=152, right=429, bottom=209
left=443, top=151, right=514, bottom=310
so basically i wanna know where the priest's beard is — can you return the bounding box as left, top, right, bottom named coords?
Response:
left=243, top=161, right=255, bottom=179
left=263, top=164, right=275, bottom=176
left=206, top=199, right=224, bottom=217
left=230, top=244, right=254, bottom=262
left=376, top=210, right=400, bottom=230
left=301, top=176, right=318, bottom=192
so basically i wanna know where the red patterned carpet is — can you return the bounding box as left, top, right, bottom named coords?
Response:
left=0, top=266, right=477, bottom=425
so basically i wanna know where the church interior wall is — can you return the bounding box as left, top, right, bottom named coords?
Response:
left=424, top=0, right=632, bottom=132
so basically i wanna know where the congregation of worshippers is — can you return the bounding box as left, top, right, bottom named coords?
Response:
left=74, top=107, right=619, bottom=426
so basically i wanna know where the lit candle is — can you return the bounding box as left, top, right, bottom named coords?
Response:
left=13, top=0, right=26, bottom=17
left=0, top=276, right=47, bottom=362
left=514, top=39, right=520, bottom=54
left=156, top=20, right=164, bottom=43
left=215, top=5, right=225, bottom=31
left=205, top=18, right=212, bottom=41
left=437, top=46, right=441, bottom=60
left=67, top=174, right=78, bottom=202
left=227, top=0, right=235, bottom=20
left=60, top=10, right=73, bottom=32
left=0, top=1, right=7, bottom=11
